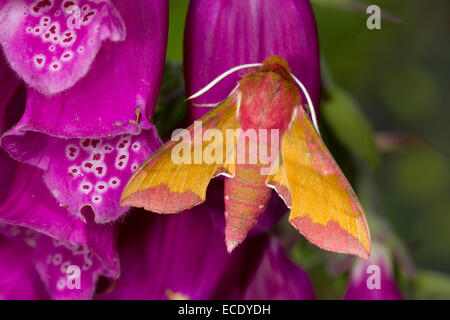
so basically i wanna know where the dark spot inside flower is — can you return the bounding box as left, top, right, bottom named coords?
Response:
left=92, top=153, right=101, bottom=161
left=49, top=26, right=56, bottom=34
left=83, top=185, right=89, bottom=189
left=98, top=185, right=104, bottom=189
left=118, top=143, right=125, bottom=149
left=91, top=139, right=100, bottom=148
left=33, top=1, right=51, bottom=13
left=118, top=161, right=123, bottom=167
left=64, top=1, right=75, bottom=8
left=84, top=162, right=93, bottom=169
left=83, top=11, right=95, bottom=22
left=82, top=139, right=90, bottom=147
left=36, top=58, right=43, bottom=64
left=119, top=155, right=126, bottom=160
left=96, top=167, right=103, bottom=174
left=111, top=180, right=117, bottom=185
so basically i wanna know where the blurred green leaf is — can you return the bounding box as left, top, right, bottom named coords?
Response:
left=321, top=87, right=380, bottom=168
left=291, top=241, right=348, bottom=299
left=153, top=62, right=187, bottom=137
left=381, top=65, right=439, bottom=123
left=412, top=270, right=450, bottom=299
left=167, top=0, right=189, bottom=61
left=311, top=0, right=355, bottom=10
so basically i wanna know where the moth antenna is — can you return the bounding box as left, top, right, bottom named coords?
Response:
left=191, top=83, right=240, bottom=107
left=192, top=103, right=220, bottom=108
left=289, top=73, right=320, bottom=135
left=186, top=63, right=262, bottom=100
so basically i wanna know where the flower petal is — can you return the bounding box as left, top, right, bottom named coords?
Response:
left=98, top=207, right=230, bottom=300
left=33, top=234, right=111, bottom=300
left=0, top=159, right=120, bottom=275
left=184, top=0, right=320, bottom=121
left=344, top=244, right=403, bottom=300
left=98, top=203, right=313, bottom=299
left=2, top=126, right=161, bottom=223
left=0, top=0, right=126, bottom=95
left=2, top=0, right=168, bottom=138
left=0, top=233, right=49, bottom=299
left=0, top=54, right=22, bottom=124
left=242, top=238, right=315, bottom=299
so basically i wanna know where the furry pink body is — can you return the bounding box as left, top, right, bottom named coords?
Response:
left=224, top=60, right=300, bottom=251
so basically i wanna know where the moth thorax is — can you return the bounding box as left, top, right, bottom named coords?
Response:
left=238, top=72, right=300, bottom=131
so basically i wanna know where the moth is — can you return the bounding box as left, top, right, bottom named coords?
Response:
left=121, top=56, right=371, bottom=258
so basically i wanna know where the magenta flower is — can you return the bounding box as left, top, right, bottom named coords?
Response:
left=344, top=244, right=403, bottom=300
left=184, top=0, right=320, bottom=121
left=97, top=196, right=315, bottom=300
left=0, top=0, right=168, bottom=223
left=0, top=0, right=168, bottom=299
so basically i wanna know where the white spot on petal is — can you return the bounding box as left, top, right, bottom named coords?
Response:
left=130, top=162, right=139, bottom=172
left=33, top=26, right=42, bottom=35
left=102, top=144, right=114, bottom=153
left=57, top=277, right=66, bottom=290
left=82, top=259, right=93, bottom=271
left=81, top=160, right=94, bottom=173
left=68, top=165, right=81, bottom=178
left=131, top=141, right=141, bottom=152
left=60, top=261, right=71, bottom=273
left=79, top=181, right=93, bottom=194
left=49, top=60, right=62, bottom=72
left=114, top=152, right=129, bottom=170
left=52, top=254, right=63, bottom=266
left=65, top=144, right=80, bottom=160
left=33, top=54, right=46, bottom=69
left=91, top=194, right=102, bottom=205
left=60, top=50, right=73, bottom=62
left=94, top=181, right=108, bottom=194
left=40, top=15, right=51, bottom=27
left=108, top=177, right=120, bottom=189
left=93, top=163, right=106, bottom=178
left=60, top=30, right=76, bottom=47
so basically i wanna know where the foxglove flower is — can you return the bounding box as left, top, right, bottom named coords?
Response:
left=0, top=234, right=49, bottom=299
left=0, top=0, right=168, bottom=299
left=0, top=142, right=121, bottom=299
left=0, top=0, right=168, bottom=223
left=344, top=243, right=403, bottom=300
left=97, top=192, right=314, bottom=300
left=0, top=90, right=120, bottom=298
left=184, top=0, right=320, bottom=120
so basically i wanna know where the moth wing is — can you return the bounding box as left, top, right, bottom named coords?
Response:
left=121, top=96, right=238, bottom=213
left=267, top=107, right=371, bottom=258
